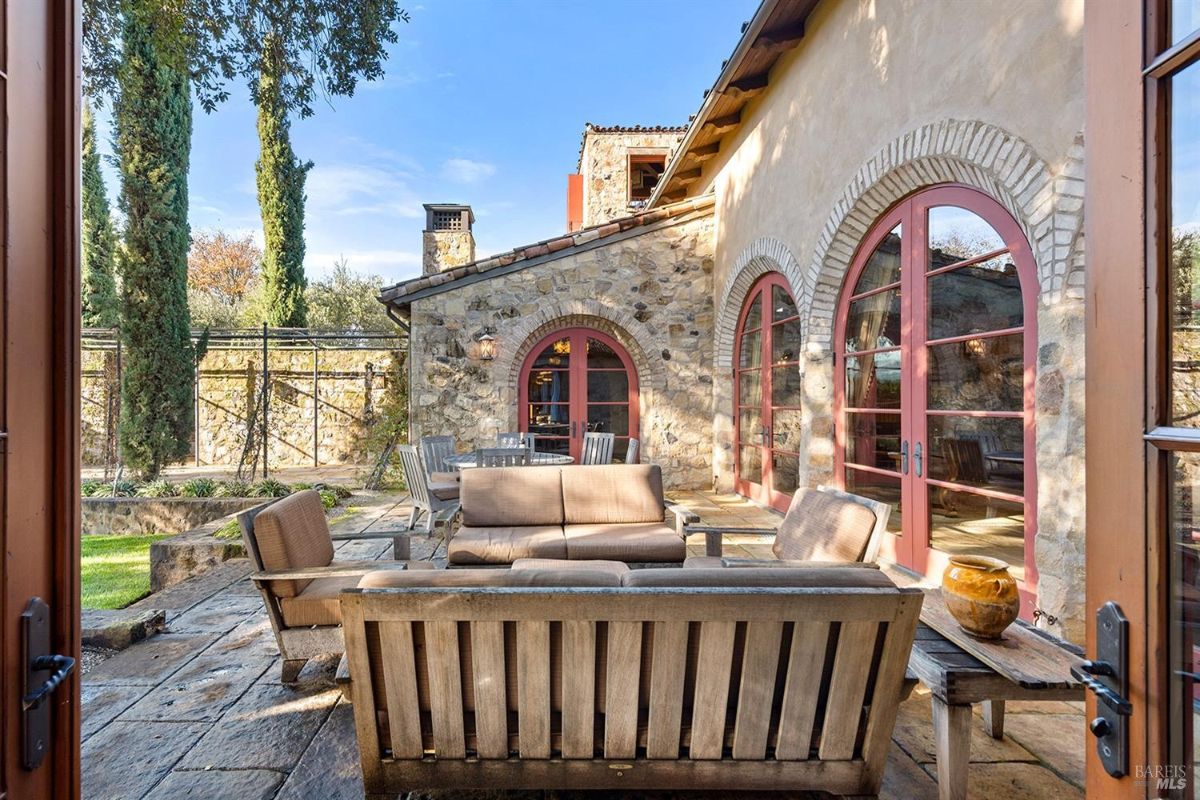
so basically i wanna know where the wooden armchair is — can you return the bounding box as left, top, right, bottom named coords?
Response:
left=688, top=485, right=891, bottom=565
left=581, top=431, right=615, bottom=464
left=237, top=489, right=434, bottom=683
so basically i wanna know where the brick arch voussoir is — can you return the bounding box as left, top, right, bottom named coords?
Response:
left=804, top=120, right=1080, bottom=356
left=714, top=237, right=805, bottom=370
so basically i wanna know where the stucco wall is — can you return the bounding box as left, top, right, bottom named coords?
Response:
left=701, top=0, right=1086, bottom=638
left=407, top=210, right=715, bottom=488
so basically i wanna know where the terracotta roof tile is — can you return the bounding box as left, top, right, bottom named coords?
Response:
left=377, top=194, right=715, bottom=305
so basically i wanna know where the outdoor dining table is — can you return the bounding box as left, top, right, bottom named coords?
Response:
left=441, top=452, right=575, bottom=470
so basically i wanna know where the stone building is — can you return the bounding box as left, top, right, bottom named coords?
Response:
left=380, top=0, right=1086, bottom=639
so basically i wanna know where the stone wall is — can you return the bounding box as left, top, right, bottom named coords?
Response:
left=580, top=128, right=684, bottom=227
left=82, top=497, right=262, bottom=536
left=407, top=209, right=716, bottom=488
left=697, top=0, right=1087, bottom=639
left=81, top=343, right=404, bottom=468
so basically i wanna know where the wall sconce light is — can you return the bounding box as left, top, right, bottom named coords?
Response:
left=476, top=332, right=496, bottom=361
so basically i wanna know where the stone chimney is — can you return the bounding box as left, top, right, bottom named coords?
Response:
left=422, top=203, right=476, bottom=275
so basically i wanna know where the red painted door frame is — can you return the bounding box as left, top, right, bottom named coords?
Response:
left=834, top=184, right=1040, bottom=613
left=733, top=273, right=801, bottom=513
left=518, top=327, right=639, bottom=462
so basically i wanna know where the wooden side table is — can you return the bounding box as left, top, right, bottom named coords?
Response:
left=904, top=590, right=1084, bottom=800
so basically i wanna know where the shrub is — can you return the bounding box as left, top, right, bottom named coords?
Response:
left=214, top=480, right=251, bottom=498
left=249, top=478, right=291, bottom=498
left=318, top=483, right=353, bottom=500
left=81, top=479, right=106, bottom=498
left=179, top=477, right=218, bottom=498
left=212, top=518, right=242, bottom=541
left=136, top=479, right=178, bottom=498
left=291, top=481, right=313, bottom=491
left=318, top=489, right=338, bottom=510
left=108, top=479, right=138, bottom=498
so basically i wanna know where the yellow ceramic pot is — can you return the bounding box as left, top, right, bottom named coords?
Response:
left=942, top=555, right=1020, bottom=639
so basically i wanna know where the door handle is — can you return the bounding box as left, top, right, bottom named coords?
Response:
left=761, top=427, right=771, bottom=447
left=914, top=442, right=923, bottom=477
left=22, top=597, right=76, bottom=770
left=1077, top=602, right=1129, bottom=778
left=900, top=441, right=909, bottom=474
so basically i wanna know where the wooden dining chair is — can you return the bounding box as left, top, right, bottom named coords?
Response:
left=397, top=445, right=460, bottom=533
left=475, top=447, right=532, bottom=467
left=419, top=435, right=458, bottom=483
left=581, top=431, right=615, bottom=465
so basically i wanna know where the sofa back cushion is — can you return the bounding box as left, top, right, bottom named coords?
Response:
left=251, top=490, right=334, bottom=597
left=773, top=487, right=879, bottom=562
left=561, top=464, right=664, bottom=524
left=460, top=465, right=564, bottom=527
left=622, top=566, right=896, bottom=589
left=357, top=567, right=621, bottom=589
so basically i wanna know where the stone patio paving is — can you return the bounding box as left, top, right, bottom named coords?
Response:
left=81, top=489, right=1085, bottom=800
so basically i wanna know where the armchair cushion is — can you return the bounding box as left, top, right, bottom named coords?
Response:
left=563, top=521, right=685, bottom=562
left=429, top=480, right=460, bottom=501
left=357, top=565, right=620, bottom=589
left=560, top=464, right=664, bottom=524
left=460, top=465, right=565, bottom=527
left=253, top=490, right=335, bottom=598
left=511, top=558, right=630, bottom=577
left=447, top=525, right=567, bottom=565
left=278, top=561, right=437, bottom=627
left=774, top=487, right=879, bottom=562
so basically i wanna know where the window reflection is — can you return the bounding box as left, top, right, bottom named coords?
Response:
left=853, top=225, right=902, bottom=294
left=1173, top=0, right=1200, bottom=45
left=1172, top=63, right=1200, bottom=427
left=928, top=206, right=1006, bottom=267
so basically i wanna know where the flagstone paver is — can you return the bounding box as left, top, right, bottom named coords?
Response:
left=82, top=489, right=1086, bottom=799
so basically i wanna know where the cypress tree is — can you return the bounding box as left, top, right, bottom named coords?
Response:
left=81, top=102, right=119, bottom=328
left=113, top=3, right=194, bottom=478
left=256, top=34, right=312, bottom=328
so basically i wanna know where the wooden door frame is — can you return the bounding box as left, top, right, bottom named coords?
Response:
left=732, top=272, right=801, bottom=512
left=1083, top=0, right=1158, bottom=794
left=0, top=0, right=82, bottom=797
left=517, top=327, right=639, bottom=461
left=833, top=185, right=1040, bottom=610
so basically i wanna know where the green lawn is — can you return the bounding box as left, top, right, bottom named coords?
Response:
left=81, top=534, right=168, bottom=610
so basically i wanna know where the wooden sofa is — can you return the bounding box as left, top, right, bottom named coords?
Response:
left=340, top=564, right=922, bottom=797
left=448, top=464, right=698, bottom=565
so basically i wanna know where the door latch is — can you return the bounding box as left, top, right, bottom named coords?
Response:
left=21, top=597, right=76, bottom=770
left=913, top=442, right=923, bottom=477
left=900, top=440, right=909, bottom=474
left=1072, top=602, right=1129, bottom=778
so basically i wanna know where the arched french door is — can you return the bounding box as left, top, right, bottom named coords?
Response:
left=518, top=328, right=639, bottom=462
left=834, top=185, right=1039, bottom=609
left=734, top=273, right=802, bottom=512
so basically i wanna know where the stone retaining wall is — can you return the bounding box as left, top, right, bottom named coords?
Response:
left=82, top=497, right=263, bottom=536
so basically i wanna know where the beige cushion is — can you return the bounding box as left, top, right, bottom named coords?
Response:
left=447, top=525, right=567, bottom=565
left=429, top=480, right=460, bottom=501
left=251, top=490, right=334, bottom=598
left=277, top=562, right=436, bottom=627
left=460, top=465, right=564, bottom=527
left=683, top=555, right=723, bottom=569
left=622, top=567, right=898, bottom=589
left=560, top=464, right=665, bottom=524
left=563, top=522, right=685, bottom=562
left=430, top=471, right=460, bottom=484
left=358, top=566, right=621, bottom=589
left=721, top=558, right=880, bottom=569
left=511, top=557, right=630, bottom=577
left=774, top=487, right=878, bottom=562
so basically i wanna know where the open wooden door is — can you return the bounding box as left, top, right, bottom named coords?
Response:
left=1086, top=0, right=1200, bottom=796
left=0, top=1, right=82, bottom=799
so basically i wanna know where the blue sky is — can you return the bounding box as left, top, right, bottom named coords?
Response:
left=93, top=0, right=759, bottom=286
